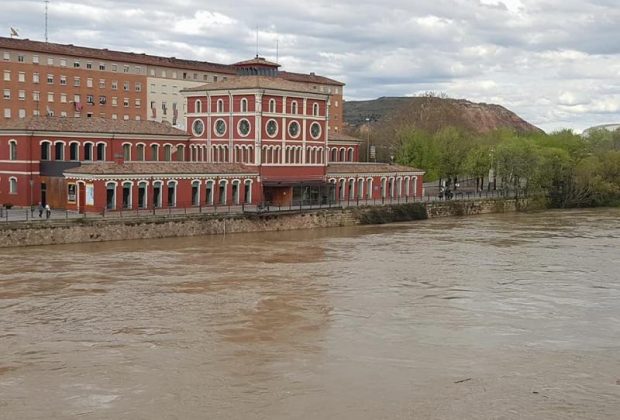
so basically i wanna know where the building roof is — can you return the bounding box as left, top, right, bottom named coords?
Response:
left=0, top=36, right=234, bottom=74
left=327, top=163, right=425, bottom=174
left=64, top=162, right=259, bottom=176
left=182, top=75, right=329, bottom=95
left=0, top=116, right=189, bottom=137
left=0, top=37, right=344, bottom=86
left=233, top=56, right=280, bottom=68
left=329, top=132, right=363, bottom=143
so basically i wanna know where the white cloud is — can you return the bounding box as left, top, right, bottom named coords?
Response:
left=2, top=0, right=619, bottom=131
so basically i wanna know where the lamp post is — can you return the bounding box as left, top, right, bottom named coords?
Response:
left=365, top=117, right=371, bottom=162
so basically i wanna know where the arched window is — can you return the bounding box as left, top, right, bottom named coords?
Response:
left=69, top=142, right=79, bottom=161
left=9, top=140, right=17, bottom=160
left=205, top=180, right=215, bottom=205
left=152, top=181, right=163, bottom=208
left=150, top=144, right=159, bottom=161
left=367, top=178, right=373, bottom=199
left=167, top=180, right=177, bottom=207
left=291, top=101, right=298, bottom=114
left=191, top=180, right=201, bottom=206
left=54, top=142, right=64, bottom=161
left=269, top=99, right=276, bottom=113
left=122, top=143, right=131, bottom=161
left=136, top=144, right=145, bottom=161
left=358, top=179, right=364, bottom=199
left=9, top=177, right=17, bottom=194
left=137, top=181, right=148, bottom=209
left=96, top=143, right=106, bottom=161
left=217, top=99, right=224, bottom=113
left=339, top=179, right=346, bottom=201
left=106, top=182, right=117, bottom=210
left=313, top=103, right=319, bottom=116
left=240, top=98, right=248, bottom=112
left=163, top=144, right=172, bottom=161
left=83, top=143, right=93, bottom=161
left=195, top=99, right=202, bottom=113
left=244, top=179, right=252, bottom=204
left=122, top=181, right=132, bottom=209
left=40, top=141, right=51, bottom=160
left=348, top=148, right=354, bottom=162
left=339, top=148, right=346, bottom=162
left=349, top=179, right=355, bottom=200
left=331, top=148, right=337, bottom=162
left=231, top=180, right=241, bottom=205
left=219, top=180, right=227, bottom=205
left=176, top=145, right=185, bottom=161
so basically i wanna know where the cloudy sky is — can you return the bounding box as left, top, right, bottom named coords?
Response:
left=2, top=0, right=620, bottom=132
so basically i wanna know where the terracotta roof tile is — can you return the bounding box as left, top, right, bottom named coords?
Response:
left=0, top=116, right=189, bottom=137
left=182, top=75, right=329, bottom=95
left=64, top=162, right=258, bottom=176
left=233, top=56, right=280, bottom=67
left=327, top=163, right=425, bottom=174
left=329, top=132, right=362, bottom=143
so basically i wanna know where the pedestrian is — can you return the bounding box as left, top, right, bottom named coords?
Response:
left=38, top=202, right=44, bottom=218
left=45, top=203, right=51, bottom=219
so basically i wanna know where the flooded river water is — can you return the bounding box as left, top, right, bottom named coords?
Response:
left=1, top=208, right=619, bottom=419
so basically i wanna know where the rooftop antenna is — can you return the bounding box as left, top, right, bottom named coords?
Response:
left=10, top=27, right=19, bottom=38
left=44, top=0, right=49, bottom=42
left=255, top=25, right=259, bottom=58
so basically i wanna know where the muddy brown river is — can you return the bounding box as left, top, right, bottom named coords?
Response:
left=1, top=208, right=619, bottom=419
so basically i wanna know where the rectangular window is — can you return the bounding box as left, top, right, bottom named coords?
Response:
left=203, top=74, right=208, bottom=81
left=135, top=115, right=140, bottom=120
left=18, top=90, right=25, bottom=100
left=60, top=93, right=67, bottom=103
left=33, top=91, right=40, bottom=101
left=123, top=115, right=129, bottom=120
left=111, top=80, right=118, bottom=90
left=18, top=109, right=26, bottom=118
left=135, top=99, right=141, bottom=107
left=47, top=57, right=54, bottom=65
left=99, top=79, right=105, bottom=88
left=112, top=97, right=118, bottom=106
left=150, top=69, right=155, bottom=76
left=123, top=65, right=129, bottom=73
left=33, top=72, right=39, bottom=83
left=135, top=66, right=141, bottom=74
left=33, top=54, right=39, bottom=64
left=3, top=89, right=10, bottom=99
left=86, top=62, right=92, bottom=69
left=99, top=63, right=106, bottom=71
left=150, top=84, right=155, bottom=93
left=123, top=81, right=129, bottom=91
left=33, top=110, right=40, bottom=116
left=162, top=70, right=167, bottom=78
left=48, top=92, right=54, bottom=102
left=123, top=98, right=129, bottom=107
left=162, top=101, right=167, bottom=115
left=18, top=55, right=24, bottom=62
left=60, top=75, right=67, bottom=85
left=193, top=73, right=197, bottom=80
left=87, top=78, right=93, bottom=88
left=2, top=52, right=9, bottom=60
left=74, top=94, right=81, bottom=103
left=135, top=82, right=142, bottom=92
left=74, top=77, right=80, bottom=87
left=99, top=96, right=107, bottom=105
left=18, top=72, right=25, bottom=82
left=47, top=74, right=53, bottom=84
left=172, top=71, right=177, bottom=79
left=112, top=64, right=117, bottom=72
left=4, top=108, right=11, bottom=118
left=4, top=70, right=10, bottom=81
left=73, top=61, right=80, bottom=68
left=59, top=58, right=66, bottom=67
left=213, top=76, right=218, bottom=82
left=112, top=113, right=117, bottom=119
left=87, top=95, right=94, bottom=104
left=60, top=111, right=67, bottom=117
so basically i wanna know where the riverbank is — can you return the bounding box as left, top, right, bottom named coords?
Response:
left=0, top=198, right=528, bottom=248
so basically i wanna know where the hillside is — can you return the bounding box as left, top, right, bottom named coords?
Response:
left=344, top=96, right=543, bottom=135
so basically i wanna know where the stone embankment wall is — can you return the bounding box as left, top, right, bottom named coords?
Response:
left=0, top=198, right=526, bottom=248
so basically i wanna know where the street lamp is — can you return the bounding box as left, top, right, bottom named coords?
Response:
left=365, top=117, right=371, bottom=162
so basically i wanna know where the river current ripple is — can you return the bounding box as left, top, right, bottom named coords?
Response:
left=1, top=208, right=619, bottom=419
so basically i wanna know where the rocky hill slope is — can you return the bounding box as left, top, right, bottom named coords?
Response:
left=344, top=96, right=543, bottom=135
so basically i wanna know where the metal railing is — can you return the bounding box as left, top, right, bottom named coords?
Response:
left=0, top=189, right=514, bottom=224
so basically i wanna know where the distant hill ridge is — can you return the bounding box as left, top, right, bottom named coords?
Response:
left=344, top=96, right=543, bottom=135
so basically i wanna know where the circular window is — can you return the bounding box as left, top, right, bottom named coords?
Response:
left=238, top=119, right=250, bottom=137
left=214, top=119, right=226, bottom=137
left=310, top=122, right=321, bottom=139
left=266, top=119, right=278, bottom=137
left=288, top=121, right=300, bottom=138
left=192, top=119, right=204, bottom=136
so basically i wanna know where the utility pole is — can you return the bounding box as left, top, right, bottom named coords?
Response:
left=44, top=0, right=49, bottom=43
left=365, top=117, right=370, bottom=162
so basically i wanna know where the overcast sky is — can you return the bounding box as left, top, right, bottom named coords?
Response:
left=2, top=0, right=620, bottom=132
